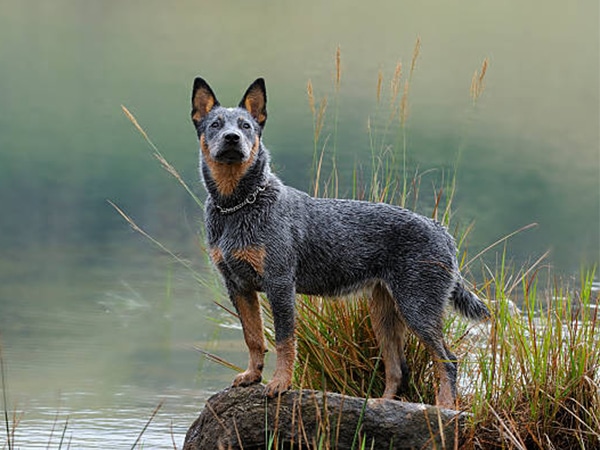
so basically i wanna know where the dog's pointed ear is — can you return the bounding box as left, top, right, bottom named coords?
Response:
left=239, top=78, right=267, bottom=128
left=191, top=77, right=220, bottom=126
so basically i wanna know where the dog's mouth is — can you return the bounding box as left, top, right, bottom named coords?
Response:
left=214, top=147, right=245, bottom=164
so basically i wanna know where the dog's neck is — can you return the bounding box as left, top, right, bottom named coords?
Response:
left=202, top=147, right=272, bottom=213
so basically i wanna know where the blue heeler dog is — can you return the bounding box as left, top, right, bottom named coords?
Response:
left=191, top=78, right=490, bottom=408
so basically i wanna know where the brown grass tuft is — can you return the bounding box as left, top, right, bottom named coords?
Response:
left=335, top=45, right=341, bottom=92
left=315, top=97, right=328, bottom=144
left=307, top=79, right=316, bottom=116
left=376, top=68, right=383, bottom=104
left=389, top=61, right=403, bottom=110
left=470, top=57, right=489, bottom=103
left=400, top=80, right=410, bottom=127
left=409, top=36, right=421, bottom=79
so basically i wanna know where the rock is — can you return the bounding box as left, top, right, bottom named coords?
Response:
left=183, top=385, right=465, bottom=449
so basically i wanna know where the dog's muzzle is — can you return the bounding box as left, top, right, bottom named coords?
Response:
left=215, top=132, right=245, bottom=163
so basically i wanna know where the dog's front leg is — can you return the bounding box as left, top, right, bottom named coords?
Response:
left=231, top=291, right=267, bottom=388
left=264, top=281, right=297, bottom=397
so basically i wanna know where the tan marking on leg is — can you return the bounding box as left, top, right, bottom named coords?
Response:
left=208, top=246, right=224, bottom=266
left=369, top=282, right=407, bottom=399
left=265, top=336, right=296, bottom=397
left=436, top=362, right=456, bottom=409
left=232, top=292, right=267, bottom=387
left=232, top=245, right=266, bottom=275
left=200, top=134, right=259, bottom=196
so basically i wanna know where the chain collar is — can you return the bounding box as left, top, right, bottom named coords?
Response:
left=215, top=184, right=269, bottom=215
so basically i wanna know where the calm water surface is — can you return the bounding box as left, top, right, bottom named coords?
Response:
left=0, top=0, right=598, bottom=447
left=1, top=243, right=233, bottom=446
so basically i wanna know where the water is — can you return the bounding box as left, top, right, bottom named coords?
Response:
left=0, top=0, right=598, bottom=447
left=1, top=243, right=233, bottom=447
left=9, top=390, right=205, bottom=448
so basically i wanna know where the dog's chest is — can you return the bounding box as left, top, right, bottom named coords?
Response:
left=207, top=218, right=266, bottom=286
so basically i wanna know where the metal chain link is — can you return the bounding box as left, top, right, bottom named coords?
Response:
left=215, top=184, right=268, bottom=215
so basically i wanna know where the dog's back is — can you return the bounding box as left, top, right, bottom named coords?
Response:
left=268, top=187, right=458, bottom=299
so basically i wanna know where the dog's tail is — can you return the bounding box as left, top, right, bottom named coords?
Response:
left=450, top=279, right=490, bottom=321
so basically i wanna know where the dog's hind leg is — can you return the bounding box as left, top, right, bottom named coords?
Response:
left=389, top=287, right=458, bottom=408
left=231, top=291, right=267, bottom=387
left=369, top=282, right=410, bottom=399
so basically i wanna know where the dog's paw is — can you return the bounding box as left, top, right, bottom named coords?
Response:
left=264, top=377, right=292, bottom=397
left=232, top=369, right=262, bottom=387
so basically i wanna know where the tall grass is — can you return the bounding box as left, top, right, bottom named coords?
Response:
left=272, top=266, right=598, bottom=449
left=467, top=266, right=599, bottom=449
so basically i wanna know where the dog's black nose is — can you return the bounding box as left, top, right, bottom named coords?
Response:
left=224, top=133, right=240, bottom=144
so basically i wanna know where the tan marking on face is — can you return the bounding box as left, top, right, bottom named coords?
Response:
left=208, top=246, right=224, bottom=266
left=200, top=134, right=259, bottom=196
left=232, top=245, right=266, bottom=275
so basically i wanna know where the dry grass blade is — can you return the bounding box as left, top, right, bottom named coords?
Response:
left=121, top=105, right=151, bottom=143
left=121, top=104, right=203, bottom=208
left=389, top=61, right=403, bottom=117
left=154, top=152, right=185, bottom=187
left=470, top=57, right=489, bottom=103
left=193, top=346, right=243, bottom=373
left=107, top=201, right=202, bottom=279
left=47, top=403, right=64, bottom=449
left=465, top=222, right=538, bottom=269
left=470, top=71, right=478, bottom=102
left=409, top=36, right=421, bottom=80
left=57, top=417, right=69, bottom=450
left=307, top=79, right=316, bottom=116
left=552, top=394, right=598, bottom=437
left=214, top=301, right=239, bottom=319
left=1, top=341, right=12, bottom=450
left=312, top=122, right=330, bottom=198
left=400, top=80, right=410, bottom=127
left=505, top=250, right=550, bottom=295
left=486, top=403, right=527, bottom=450
left=335, top=45, right=342, bottom=92
left=169, top=420, right=178, bottom=450
left=478, top=58, right=488, bottom=89
left=130, top=401, right=164, bottom=450
left=315, top=97, right=328, bottom=143
left=376, top=69, right=383, bottom=104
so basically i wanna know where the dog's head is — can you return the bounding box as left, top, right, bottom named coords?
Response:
left=191, top=78, right=267, bottom=165
left=191, top=78, right=269, bottom=197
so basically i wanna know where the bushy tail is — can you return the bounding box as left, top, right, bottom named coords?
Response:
left=450, top=280, right=490, bottom=321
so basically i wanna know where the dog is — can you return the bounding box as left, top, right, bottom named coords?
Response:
left=190, top=77, right=490, bottom=408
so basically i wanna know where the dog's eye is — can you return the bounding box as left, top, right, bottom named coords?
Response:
left=241, top=122, right=251, bottom=130
left=210, top=121, right=220, bottom=129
